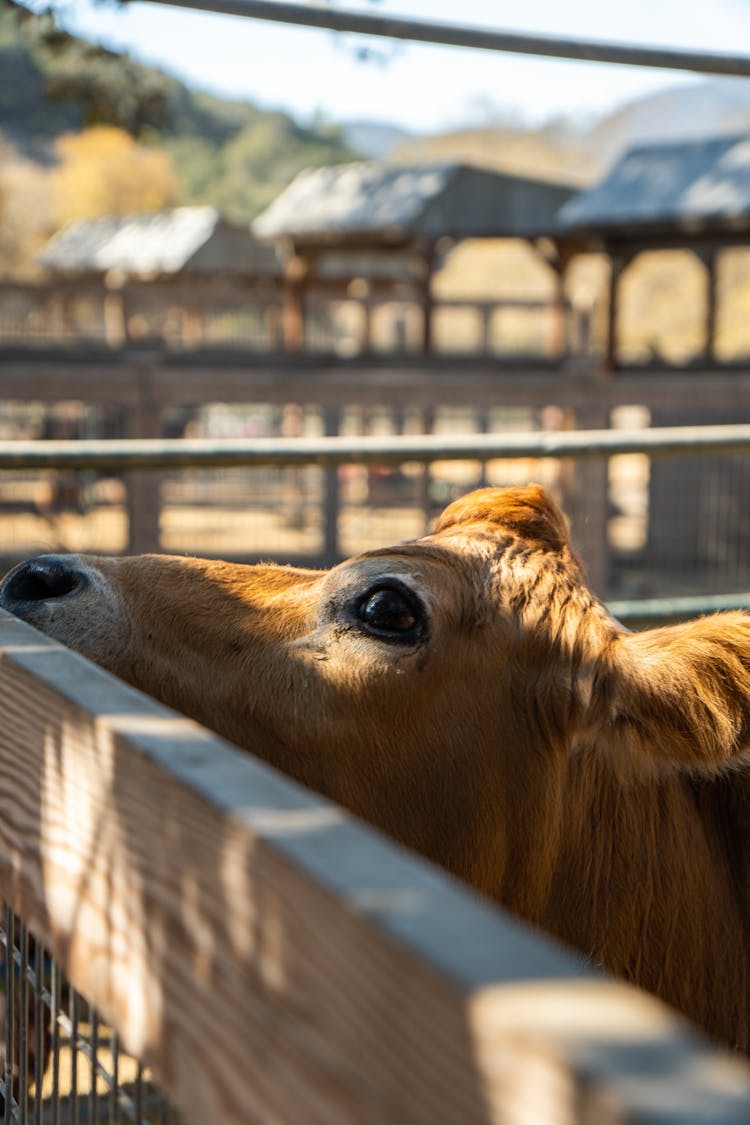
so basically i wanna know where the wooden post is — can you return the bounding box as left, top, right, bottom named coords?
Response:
left=104, top=292, right=126, bottom=348
left=697, top=248, right=719, bottom=364
left=347, top=278, right=373, bottom=354
left=480, top=306, right=493, bottom=354
left=182, top=305, right=205, bottom=349
left=60, top=293, right=76, bottom=342
left=265, top=302, right=283, bottom=349
left=125, top=372, right=162, bottom=554
left=283, top=254, right=309, bottom=353
left=527, top=239, right=575, bottom=363
left=418, top=405, right=435, bottom=533
left=104, top=270, right=127, bottom=348
left=561, top=404, right=611, bottom=597
left=604, top=251, right=633, bottom=373
left=477, top=406, right=490, bottom=488
left=359, top=289, right=373, bottom=353
left=548, top=263, right=568, bottom=362
left=574, top=304, right=593, bottom=357
left=419, top=243, right=436, bottom=355
left=323, top=405, right=340, bottom=566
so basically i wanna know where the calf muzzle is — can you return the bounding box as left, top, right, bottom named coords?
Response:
left=0, top=555, right=88, bottom=606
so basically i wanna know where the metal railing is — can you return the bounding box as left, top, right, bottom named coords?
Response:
left=0, top=424, right=748, bottom=619
left=137, top=0, right=750, bottom=77
left=0, top=423, right=747, bottom=470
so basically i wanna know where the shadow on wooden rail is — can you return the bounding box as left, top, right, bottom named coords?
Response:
left=0, top=609, right=747, bottom=1123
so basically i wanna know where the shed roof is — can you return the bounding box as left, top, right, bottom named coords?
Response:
left=557, top=133, right=750, bottom=236
left=40, top=206, right=280, bottom=277
left=253, top=161, right=575, bottom=246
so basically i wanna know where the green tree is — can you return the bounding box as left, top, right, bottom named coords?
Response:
left=212, top=116, right=357, bottom=223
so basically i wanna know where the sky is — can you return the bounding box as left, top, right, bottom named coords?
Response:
left=53, top=0, right=750, bottom=133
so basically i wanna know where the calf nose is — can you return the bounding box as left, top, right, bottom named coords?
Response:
left=0, top=556, right=87, bottom=604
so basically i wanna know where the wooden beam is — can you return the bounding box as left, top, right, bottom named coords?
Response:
left=0, top=612, right=748, bottom=1123
left=8, top=351, right=750, bottom=411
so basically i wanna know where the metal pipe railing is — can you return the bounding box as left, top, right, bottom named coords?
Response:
left=1, top=424, right=749, bottom=620
left=136, top=0, right=750, bottom=78
left=0, top=424, right=749, bottom=470
left=607, top=591, right=750, bottom=621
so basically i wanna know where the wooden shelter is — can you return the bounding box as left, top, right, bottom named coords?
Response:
left=553, top=133, right=750, bottom=583
left=38, top=205, right=282, bottom=347
left=252, top=161, right=576, bottom=352
left=554, top=133, right=750, bottom=369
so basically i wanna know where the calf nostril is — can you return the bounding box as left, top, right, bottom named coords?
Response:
left=1, top=557, right=86, bottom=603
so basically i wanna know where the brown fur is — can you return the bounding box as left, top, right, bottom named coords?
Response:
left=4, top=484, right=750, bottom=1052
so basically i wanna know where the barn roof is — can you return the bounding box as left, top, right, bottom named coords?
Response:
left=40, top=206, right=280, bottom=277
left=557, top=133, right=750, bottom=236
left=253, top=161, right=576, bottom=246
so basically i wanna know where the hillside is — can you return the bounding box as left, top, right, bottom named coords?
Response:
left=0, top=5, right=357, bottom=223
left=586, top=78, right=750, bottom=164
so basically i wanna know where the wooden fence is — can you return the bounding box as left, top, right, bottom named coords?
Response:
left=0, top=608, right=749, bottom=1122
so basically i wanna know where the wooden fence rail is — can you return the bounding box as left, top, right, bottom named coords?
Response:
left=0, top=609, right=749, bottom=1122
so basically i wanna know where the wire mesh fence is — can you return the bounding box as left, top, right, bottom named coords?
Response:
left=0, top=910, right=174, bottom=1125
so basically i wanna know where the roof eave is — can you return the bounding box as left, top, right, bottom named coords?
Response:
left=556, top=212, right=750, bottom=248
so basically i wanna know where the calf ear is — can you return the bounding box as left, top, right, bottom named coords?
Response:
left=584, top=612, right=750, bottom=773
left=435, top=485, right=570, bottom=552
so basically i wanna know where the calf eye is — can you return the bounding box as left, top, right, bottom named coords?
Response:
left=356, top=584, right=422, bottom=640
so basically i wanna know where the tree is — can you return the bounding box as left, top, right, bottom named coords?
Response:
left=51, top=126, right=177, bottom=224
left=212, top=116, right=357, bottom=223
left=5, top=3, right=172, bottom=137
left=0, top=139, right=53, bottom=277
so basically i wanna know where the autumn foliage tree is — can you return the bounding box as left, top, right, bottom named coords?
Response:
left=51, top=126, right=177, bottom=225
left=0, top=140, right=54, bottom=276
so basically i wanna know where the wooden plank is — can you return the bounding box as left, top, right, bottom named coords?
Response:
left=4, top=350, right=750, bottom=411
left=0, top=611, right=748, bottom=1123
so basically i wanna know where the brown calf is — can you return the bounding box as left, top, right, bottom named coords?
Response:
left=2, top=485, right=749, bottom=1052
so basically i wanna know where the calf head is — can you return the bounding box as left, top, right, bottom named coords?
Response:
left=2, top=484, right=750, bottom=912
